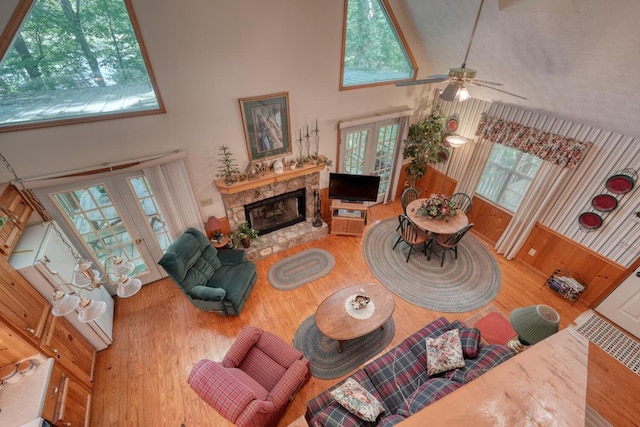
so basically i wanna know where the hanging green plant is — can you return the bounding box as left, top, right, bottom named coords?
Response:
left=402, top=110, right=449, bottom=185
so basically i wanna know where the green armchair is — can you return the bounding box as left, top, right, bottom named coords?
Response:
left=158, top=227, right=257, bottom=316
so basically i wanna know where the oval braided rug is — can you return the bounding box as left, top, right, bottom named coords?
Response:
left=267, top=248, right=335, bottom=290
left=293, top=315, right=395, bottom=379
left=363, top=218, right=501, bottom=312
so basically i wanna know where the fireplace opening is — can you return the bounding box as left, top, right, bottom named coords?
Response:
left=245, top=188, right=306, bottom=235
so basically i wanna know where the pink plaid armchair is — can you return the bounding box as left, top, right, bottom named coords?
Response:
left=188, top=326, right=311, bottom=427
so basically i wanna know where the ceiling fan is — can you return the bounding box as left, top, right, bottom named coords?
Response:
left=396, top=0, right=526, bottom=101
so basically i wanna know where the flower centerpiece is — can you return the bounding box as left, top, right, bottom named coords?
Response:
left=416, top=193, right=458, bottom=221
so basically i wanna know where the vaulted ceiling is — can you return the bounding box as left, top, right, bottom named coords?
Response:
left=401, top=0, right=640, bottom=138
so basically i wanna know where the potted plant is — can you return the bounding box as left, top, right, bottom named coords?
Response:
left=402, top=110, right=449, bottom=186
left=232, top=222, right=260, bottom=248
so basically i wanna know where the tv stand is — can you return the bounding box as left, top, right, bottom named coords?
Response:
left=341, top=199, right=364, bottom=204
left=330, top=200, right=368, bottom=237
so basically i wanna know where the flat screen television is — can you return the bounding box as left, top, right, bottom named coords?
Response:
left=328, top=173, right=381, bottom=203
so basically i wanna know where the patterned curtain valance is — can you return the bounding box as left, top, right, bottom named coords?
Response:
left=476, top=113, right=591, bottom=168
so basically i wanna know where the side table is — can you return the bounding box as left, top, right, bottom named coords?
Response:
left=210, top=234, right=230, bottom=249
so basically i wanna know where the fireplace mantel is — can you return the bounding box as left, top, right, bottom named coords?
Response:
left=214, top=164, right=325, bottom=195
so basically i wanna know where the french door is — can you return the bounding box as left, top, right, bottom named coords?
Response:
left=35, top=170, right=171, bottom=290
left=339, top=118, right=401, bottom=204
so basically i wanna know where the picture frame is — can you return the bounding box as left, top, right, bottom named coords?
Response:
left=239, top=92, right=292, bottom=162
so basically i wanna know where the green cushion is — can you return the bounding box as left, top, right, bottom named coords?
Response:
left=186, top=285, right=226, bottom=301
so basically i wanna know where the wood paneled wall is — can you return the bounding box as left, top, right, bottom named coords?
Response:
left=515, top=224, right=626, bottom=306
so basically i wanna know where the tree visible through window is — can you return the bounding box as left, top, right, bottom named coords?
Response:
left=476, top=145, right=542, bottom=212
left=0, top=0, right=163, bottom=131
left=342, top=0, right=416, bottom=88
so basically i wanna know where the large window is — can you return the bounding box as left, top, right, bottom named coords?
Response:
left=476, top=145, right=542, bottom=212
left=0, top=0, right=163, bottom=132
left=341, top=0, right=416, bottom=89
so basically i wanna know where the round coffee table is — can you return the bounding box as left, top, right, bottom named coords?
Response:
left=315, top=283, right=395, bottom=352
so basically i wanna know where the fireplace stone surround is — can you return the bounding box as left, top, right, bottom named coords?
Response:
left=216, top=165, right=328, bottom=260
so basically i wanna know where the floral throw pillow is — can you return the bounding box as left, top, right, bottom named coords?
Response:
left=426, top=329, right=465, bottom=376
left=330, top=378, right=385, bottom=422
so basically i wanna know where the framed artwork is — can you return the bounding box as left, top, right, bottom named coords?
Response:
left=239, top=92, right=292, bottom=162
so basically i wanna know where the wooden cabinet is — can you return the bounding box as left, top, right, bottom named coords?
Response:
left=0, top=257, right=50, bottom=346
left=330, top=201, right=368, bottom=237
left=0, top=183, right=34, bottom=258
left=54, top=372, right=92, bottom=427
left=42, top=362, right=64, bottom=421
left=41, top=360, right=92, bottom=427
left=42, top=314, right=96, bottom=387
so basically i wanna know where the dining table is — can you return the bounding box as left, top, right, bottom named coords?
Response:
left=406, top=198, right=469, bottom=235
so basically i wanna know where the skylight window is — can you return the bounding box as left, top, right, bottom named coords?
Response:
left=0, top=0, right=164, bottom=132
left=341, top=0, right=417, bottom=89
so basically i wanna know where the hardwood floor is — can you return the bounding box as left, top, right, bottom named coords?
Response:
left=90, top=201, right=640, bottom=426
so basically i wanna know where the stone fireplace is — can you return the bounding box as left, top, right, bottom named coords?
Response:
left=215, top=164, right=328, bottom=260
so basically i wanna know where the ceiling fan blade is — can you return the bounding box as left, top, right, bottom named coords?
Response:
left=428, top=74, right=450, bottom=80
left=395, top=77, right=447, bottom=87
left=470, top=79, right=502, bottom=86
left=472, top=82, right=527, bottom=100
left=439, top=83, right=460, bottom=102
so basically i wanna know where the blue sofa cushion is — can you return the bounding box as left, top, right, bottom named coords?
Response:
left=395, top=378, right=462, bottom=418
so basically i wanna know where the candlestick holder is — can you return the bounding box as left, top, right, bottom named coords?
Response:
left=313, top=124, right=320, bottom=156
left=297, top=135, right=304, bottom=163
left=305, top=133, right=311, bottom=160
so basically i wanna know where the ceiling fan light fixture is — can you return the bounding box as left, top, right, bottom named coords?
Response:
left=456, top=86, right=470, bottom=102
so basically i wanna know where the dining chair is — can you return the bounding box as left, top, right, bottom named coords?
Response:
left=427, top=223, right=474, bottom=267
left=450, top=192, right=472, bottom=215
left=397, top=187, right=420, bottom=230
left=393, top=214, right=429, bottom=262
left=401, top=187, right=420, bottom=213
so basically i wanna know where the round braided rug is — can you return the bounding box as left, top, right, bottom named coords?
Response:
left=293, top=315, right=395, bottom=379
left=363, top=218, right=501, bottom=312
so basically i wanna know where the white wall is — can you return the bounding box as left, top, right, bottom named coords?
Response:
left=0, top=0, right=430, bottom=219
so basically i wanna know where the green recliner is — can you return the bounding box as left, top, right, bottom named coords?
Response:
left=158, top=227, right=257, bottom=316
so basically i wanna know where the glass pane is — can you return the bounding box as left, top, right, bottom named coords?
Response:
left=0, top=0, right=161, bottom=130
left=476, top=145, right=542, bottom=212
left=342, top=0, right=415, bottom=87
left=344, top=130, right=368, bottom=175
left=127, top=175, right=172, bottom=252
left=516, top=153, right=542, bottom=178
left=373, top=124, right=398, bottom=195
left=52, top=183, right=148, bottom=275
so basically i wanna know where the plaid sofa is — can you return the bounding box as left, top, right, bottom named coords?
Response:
left=305, top=317, right=515, bottom=426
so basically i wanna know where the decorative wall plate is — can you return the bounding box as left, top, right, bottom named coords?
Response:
left=591, top=194, right=618, bottom=212
left=446, top=116, right=459, bottom=133
left=578, top=212, right=603, bottom=231
left=605, top=174, right=635, bottom=194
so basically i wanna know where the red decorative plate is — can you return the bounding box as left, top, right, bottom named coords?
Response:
left=605, top=174, right=635, bottom=194
left=446, top=117, right=459, bottom=133
left=591, top=194, right=618, bottom=212
left=578, top=212, right=603, bottom=230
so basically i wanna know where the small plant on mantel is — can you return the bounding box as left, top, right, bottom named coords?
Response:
left=216, top=145, right=241, bottom=184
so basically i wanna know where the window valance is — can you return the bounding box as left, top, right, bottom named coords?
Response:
left=476, top=113, right=591, bottom=168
